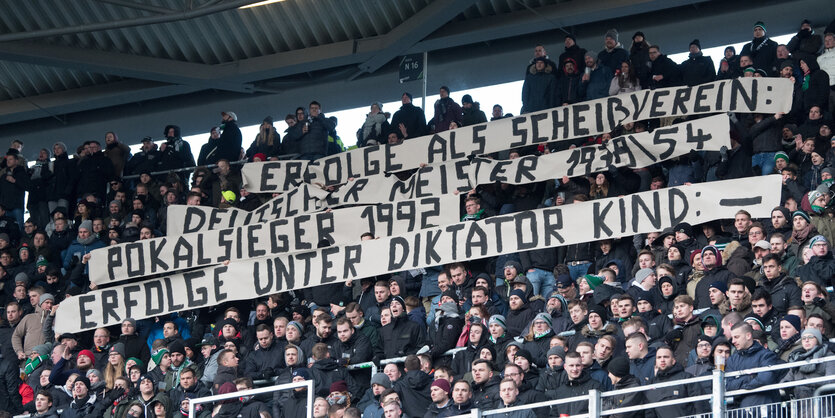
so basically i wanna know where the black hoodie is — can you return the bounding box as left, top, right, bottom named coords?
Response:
left=393, top=369, right=432, bottom=418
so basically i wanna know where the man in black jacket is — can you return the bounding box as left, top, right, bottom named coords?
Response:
left=300, top=315, right=338, bottom=358
left=380, top=304, right=425, bottom=359
left=470, top=359, right=500, bottom=409
left=243, top=325, right=283, bottom=380
left=740, top=21, right=779, bottom=76
left=283, top=101, right=334, bottom=161
left=391, top=93, right=427, bottom=140
left=393, top=355, right=432, bottom=418
left=332, top=317, right=373, bottom=392
left=680, top=39, right=716, bottom=87
left=308, top=343, right=360, bottom=398
left=603, top=357, right=645, bottom=418
left=645, top=346, right=706, bottom=417
left=167, top=367, right=211, bottom=418
left=648, top=45, right=682, bottom=89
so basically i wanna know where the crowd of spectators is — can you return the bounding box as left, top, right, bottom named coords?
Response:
left=2, top=17, right=835, bottom=418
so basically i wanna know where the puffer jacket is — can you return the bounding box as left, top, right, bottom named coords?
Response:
left=726, top=342, right=782, bottom=408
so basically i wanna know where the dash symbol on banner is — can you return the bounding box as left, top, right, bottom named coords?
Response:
left=719, top=197, right=763, bottom=207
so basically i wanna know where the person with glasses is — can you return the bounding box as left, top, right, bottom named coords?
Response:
left=781, top=327, right=835, bottom=415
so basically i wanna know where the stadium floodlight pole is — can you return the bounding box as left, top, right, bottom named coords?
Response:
left=423, top=52, right=428, bottom=112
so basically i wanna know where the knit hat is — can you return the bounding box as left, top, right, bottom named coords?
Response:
left=221, top=111, right=238, bottom=121
left=402, top=92, right=413, bottom=102
left=690, top=39, right=701, bottom=49
left=632, top=31, right=645, bottom=40
left=431, top=379, right=451, bottom=394
left=197, top=335, right=217, bottom=347
left=0, top=233, right=8, bottom=243
left=701, top=245, right=723, bottom=267
left=607, top=356, right=631, bottom=378
left=127, top=357, right=144, bottom=369
left=774, top=151, right=789, bottom=162
left=329, top=380, right=348, bottom=393
left=36, top=256, right=49, bottom=267
left=709, top=281, right=727, bottom=294
left=370, top=372, right=392, bottom=389
left=674, top=222, right=694, bottom=238
left=168, top=340, right=186, bottom=356
left=252, top=153, right=267, bottom=162
left=440, top=290, right=459, bottom=304
left=504, top=260, right=523, bottom=272
left=292, top=368, right=310, bottom=380
left=744, top=316, right=765, bottom=330
left=604, top=29, right=619, bottom=41
left=781, top=314, right=802, bottom=333
left=515, top=349, right=534, bottom=365
left=86, top=369, right=103, bottom=381
left=584, top=274, right=604, bottom=290
left=809, top=235, right=828, bottom=248
left=78, top=219, right=93, bottom=232
left=110, top=342, right=126, bottom=358
left=584, top=50, right=598, bottom=60
left=509, top=289, right=528, bottom=304
left=288, top=321, right=304, bottom=335
left=588, top=304, right=607, bottom=321
left=533, top=312, right=553, bottom=328
left=78, top=349, right=95, bottom=366
left=371, top=372, right=392, bottom=389
left=39, top=293, right=54, bottom=306
left=547, top=345, right=566, bottom=361
left=32, top=343, right=52, bottom=357
left=75, top=375, right=91, bottom=390
left=793, top=210, right=811, bottom=224
left=565, top=33, right=578, bottom=43
left=14, top=272, right=28, bottom=284
left=123, top=318, right=137, bottom=328
left=697, top=334, right=714, bottom=345
left=753, top=21, right=766, bottom=32
left=634, top=268, right=654, bottom=285
left=151, top=348, right=169, bottom=365
left=658, top=276, right=674, bottom=288
left=802, top=328, right=823, bottom=345
left=488, top=315, right=507, bottom=330
left=461, top=94, right=473, bottom=104
left=390, top=295, right=406, bottom=310
left=810, top=190, right=827, bottom=206
left=635, top=290, right=654, bottom=306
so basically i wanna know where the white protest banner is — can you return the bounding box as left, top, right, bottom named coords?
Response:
left=323, top=114, right=732, bottom=205
left=90, top=195, right=459, bottom=285
left=55, top=175, right=781, bottom=333
left=166, top=183, right=329, bottom=235
left=245, top=78, right=792, bottom=192
left=240, top=159, right=309, bottom=193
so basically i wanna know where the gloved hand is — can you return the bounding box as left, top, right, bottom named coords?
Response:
left=813, top=297, right=827, bottom=307
left=719, top=146, right=728, bottom=162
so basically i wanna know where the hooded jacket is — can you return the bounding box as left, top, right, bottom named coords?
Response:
left=522, top=61, right=558, bottom=113
left=308, top=358, right=360, bottom=398
left=381, top=313, right=425, bottom=358
left=694, top=247, right=734, bottom=309
left=796, top=251, right=835, bottom=288
left=800, top=57, right=830, bottom=113
left=393, top=369, right=433, bottom=418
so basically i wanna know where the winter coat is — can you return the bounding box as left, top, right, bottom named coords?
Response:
left=471, top=375, right=501, bottom=410
left=393, top=370, right=433, bottom=418
left=75, top=152, right=115, bottom=199
left=48, top=153, right=75, bottom=201
left=61, top=238, right=105, bottom=271
left=726, top=342, right=782, bottom=408
left=380, top=314, right=425, bottom=358
left=782, top=345, right=835, bottom=399
left=437, top=399, right=473, bottom=417
left=558, top=70, right=583, bottom=104
left=740, top=37, right=779, bottom=76
left=11, top=307, right=47, bottom=356
left=680, top=53, right=716, bottom=87
left=118, top=333, right=151, bottom=365
left=59, top=394, right=97, bottom=418
left=789, top=29, right=823, bottom=67
left=391, top=102, right=428, bottom=139
left=522, top=63, right=558, bottom=113
left=433, top=98, right=463, bottom=132
left=0, top=164, right=30, bottom=211
left=283, top=114, right=334, bottom=157
left=461, top=105, right=488, bottom=127
left=581, top=65, right=612, bottom=100
left=800, top=59, right=831, bottom=113
left=309, top=358, right=361, bottom=398
left=747, top=115, right=784, bottom=154
left=243, top=340, right=284, bottom=380
left=104, top=141, right=132, bottom=177
left=818, top=47, right=835, bottom=86
left=550, top=370, right=602, bottom=417
left=629, top=346, right=656, bottom=385
left=645, top=364, right=705, bottom=418
left=506, top=305, right=537, bottom=338
left=245, top=128, right=282, bottom=160
left=359, top=112, right=390, bottom=146
left=603, top=374, right=646, bottom=418
left=598, top=46, right=629, bottom=75
left=429, top=314, right=464, bottom=361
left=694, top=266, right=734, bottom=309
left=522, top=330, right=554, bottom=369
left=630, top=42, right=653, bottom=87
left=648, top=54, right=682, bottom=89
left=762, top=273, right=802, bottom=316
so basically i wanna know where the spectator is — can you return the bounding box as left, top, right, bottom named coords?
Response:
left=609, top=61, right=641, bottom=96
left=283, top=101, right=334, bottom=161
left=796, top=234, right=835, bottom=287
left=103, top=132, right=131, bottom=178
left=800, top=58, right=831, bottom=116
left=629, top=32, right=652, bottom=88
left=760, top=253, right=801, bottom=315
left=818, top=33, right=835, bottom=112
left=470, top=358, right=500, bottom=409
left=726, top=323, right=781, bottom=410
left=603, top=356, right=645, bottom=418
left=781, top=327, right=835, bottom=401
left=496, top=378, right=535, bottom=417
left=12, top=293, right=52, bottom=360
left=718, top=46, right=742, bottom=79
left=648, top=45, right=682, bottom=89
left=0, top=149, right=30, bottom=230
left=775, top=314, right=803, bottom=361
left=460, top=95, right=488, bottom=126
left=598, top=29, right=629, bottom=75
left=391, top=93, right=427, bottom=140
left=580, top=51, right=611, bottom=101
left=59, top=376, right=96, bottom=418
left=645, top=345, right=706, bottom=417
left=788, top=19, right=823, bottom=69
left=432, top=86, right=462, bottom=132
left=551, top=351, right=601, bottom=416
left=559, top=58, right=583, bottom=105
left=76, top=140, right=115, bottom=202
left=245, top=116, right=282, bottom=160
left=558, top=35, right=587, bottom=76
left=740, top=21, right=779, bottom=76
left=159, top=125, right=196, bottom=181
left=438, top=380, right=472, bottom=417
left=358, top=102, right=390, bottom=147
left=522, top=55, right=559, bottom=115
left=680, top=39, right=716, bottom=87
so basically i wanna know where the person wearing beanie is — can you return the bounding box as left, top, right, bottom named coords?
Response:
left=244, top=115, right=281, bottom=162
left=582, top=49, right=611, bottom=100
left=522, top=52, right=558, bottom=114
left=432, top=85, right=462, bottom=132
left=506, top=289, right=536, bottom=337
left=781, top=325, right=835, bottom=400
left=692, top=244, right=734, bottom=310
left=681, top=38, right=716, bottom=87
left=598, top=28, right=628, bottom=75
left=61, top=217, right=105, bottom=272
left=426, top=379, right=452, bottom=416
left=685, top=334, right=716, bottom=377
left=11, top=289, right=55, bottom=360
left=460, top=93, right=487, bottom=127
left=558, top=34, right=587, bottom=76
left=740, top=20, right=778, bottom=76
left=604, top=355, right=644, bottom=413
left=62, top=373, right=96, bottom=417
left=359, top=101, right=390, bottom=147
left=117, top=318, right=151, bottom=368
left=357, top=372, right=392, bottom=417
left=787, top=19, right=823, bottom=77
left=796, top=233, right=835, bottom=290
left=391, top=91, right=427, bottom=140
left=775, top=313, right=804, bottom=361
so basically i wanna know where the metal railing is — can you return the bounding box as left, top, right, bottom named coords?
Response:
left=188, top=379, right=313, bottom=418
left=443, top=354, right=835, bottom=418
